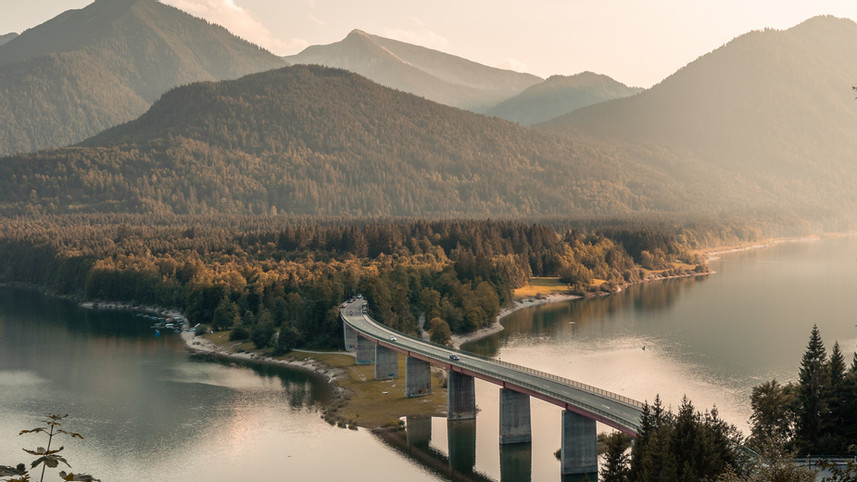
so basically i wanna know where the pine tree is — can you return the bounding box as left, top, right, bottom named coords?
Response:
left=795, top=324, right=829, bottom=453
left=601, top=431, right=632, bottom=482
left=828, top=342, right=846, bottom=443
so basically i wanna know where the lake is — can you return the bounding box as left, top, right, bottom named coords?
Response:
left=1, top=235, right=855, bottom=481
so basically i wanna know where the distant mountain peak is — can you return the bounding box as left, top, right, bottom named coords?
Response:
left=285, top=30, right=541, bottom=112
left=0, top=0, right=284, bottom=155
left=347, top=28, right=371, bottom=38
left=487, top=72, right=641, bottom=126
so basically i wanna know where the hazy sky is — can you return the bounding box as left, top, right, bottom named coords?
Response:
left=3, top=0, right=857, bottom=87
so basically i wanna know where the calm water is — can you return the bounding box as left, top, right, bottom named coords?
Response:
left=467, top=235, right=857, bottom=438
left=0, top=289, right=439, bottom=482
left=1, top=235, right=855, bottom=481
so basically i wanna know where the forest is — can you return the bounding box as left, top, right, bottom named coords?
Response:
left=0, top=214, right=718, bottom=351
left=3, top=64, right=841, bottom=221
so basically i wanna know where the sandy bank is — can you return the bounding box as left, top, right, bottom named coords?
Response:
left=450, top=293, right=579, bottom=349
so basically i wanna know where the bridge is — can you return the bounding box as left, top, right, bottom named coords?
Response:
left=340, top=299, right=645, bottom=477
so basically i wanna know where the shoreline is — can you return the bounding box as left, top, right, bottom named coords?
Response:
left=62, top=232, right=848, bottom=428
left=72, top=298, right=351, bottom=383
left=450, top=293, right=580, bottom=349
left=704, top=235, right=823, bottom=261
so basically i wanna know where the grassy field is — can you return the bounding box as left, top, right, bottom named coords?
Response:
left=512, top=277, right=570, bottom=299
left=303, top=352, right=448, bottom=428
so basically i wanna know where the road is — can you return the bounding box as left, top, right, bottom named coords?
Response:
left=340, top=299, right=644, bottom=435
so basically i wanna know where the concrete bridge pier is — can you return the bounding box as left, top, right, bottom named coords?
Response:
left=499, top=388, right=531, bottom=444
left=343, top=323, right=358, bottom=351
left=406, top=356, right=432, bottom=397
left=355, top=335, right=375, bottom=365
left=375, top=344, right=399, bottom=379
left=560, top=410, right=597, bottom=477
left=447, top=371, right=476, bottom=420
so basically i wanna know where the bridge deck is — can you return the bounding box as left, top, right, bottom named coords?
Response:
left=341, top=300, right=643, bottom=435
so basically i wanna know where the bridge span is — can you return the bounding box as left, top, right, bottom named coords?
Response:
left=340, top=299, right=646, bottom=477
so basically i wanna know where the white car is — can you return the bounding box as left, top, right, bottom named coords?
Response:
left=389, top=336, right=397, bottom=342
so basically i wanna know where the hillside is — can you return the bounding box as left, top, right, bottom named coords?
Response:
left=0, top=0, right=285, bottom=156
left=487, top=72, right=642, bottom=125
left=0, top=65, right=735, bottom=218
left=284, top=29, right=541, bottom=112
left=0, top=33, right=16, bottom=46
left=542, top=16, right=857, bottom=213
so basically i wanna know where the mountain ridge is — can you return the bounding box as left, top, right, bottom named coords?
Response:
left=0, top=0, right=285, bottom=156
left=540, top=15, right=857, bottom=213
left=0, top=65, right=732, bottom=218
left=284, top=29, right=541, bottom=112
left=487, top=72, right=642, bottom=125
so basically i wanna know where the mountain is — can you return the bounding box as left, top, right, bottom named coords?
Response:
left=0, top=33, right=16, bottom=46
left=487, top=72, right=642, bottom=126
left=542, top=16, right=857, bottom=214
left=284, top=29, right=541, bottom=112
left=0, top=0, right=285, bottom=156
left=0, top=65, right=732, bottom=218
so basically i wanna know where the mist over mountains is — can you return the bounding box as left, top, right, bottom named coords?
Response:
left=284, top=29, right=542, bottom=113
left=0, top=65, right=726, bottom=217
left=0, top=5, right=855, bottom=224
left=541, top=16, right=857, bottom=218
left=487, top=72, right=642, bottom=126
left=0, top=0, right=285, bottom=156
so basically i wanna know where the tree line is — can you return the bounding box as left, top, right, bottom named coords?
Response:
left=0, top=214, right=706, bottom=351
left=599, top=325, right=857, bottom=481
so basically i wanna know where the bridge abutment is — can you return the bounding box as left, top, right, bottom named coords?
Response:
left=499, top=388, right=531, bottom=444
left=355, top=334, right=375, bottom=365
left=406, top=356, right=432, bottom=397
left=560, top=410, right=598, bottom=476
left=447, top=371, right=476, bottom=420
left=343, top=323, right=357, bottom=351
left=375, top=344, right=399, bottom=379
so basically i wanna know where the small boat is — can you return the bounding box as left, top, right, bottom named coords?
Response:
left=154, top=329, right=161, bottom=336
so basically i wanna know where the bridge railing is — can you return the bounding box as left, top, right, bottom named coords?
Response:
left=342, top=309, right=644, bottom=412
left=487, top=357, right=644, bottom=409
left=475, top=365, right=641, bottom=431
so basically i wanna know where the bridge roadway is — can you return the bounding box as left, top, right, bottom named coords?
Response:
left=340, top=299, right=644, bottom=436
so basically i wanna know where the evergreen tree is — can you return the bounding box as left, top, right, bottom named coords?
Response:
left=827, top=341, right=847, bottom=447
left=629, top=395, right=743, bottom=481
left=795, top=324, right=829, bottom=454
left=601, top=431, right=632, bottom=482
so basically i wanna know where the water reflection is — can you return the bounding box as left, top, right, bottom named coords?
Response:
left=376, top=416, right=506, bottom=482
left=1, top=287, right=429, bottom=482
left=468, top=276, right=704, bottom=360
left=500, top=443, right=532, bottom=482
left=466, top=236, right=857, bottom=440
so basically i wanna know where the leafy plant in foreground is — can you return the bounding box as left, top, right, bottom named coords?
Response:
left=0, top=414, right=99, bottom=482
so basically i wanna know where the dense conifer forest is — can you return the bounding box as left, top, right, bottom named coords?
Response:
left=0, top=214, right=731, bottom=350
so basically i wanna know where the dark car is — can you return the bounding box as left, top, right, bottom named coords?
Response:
left=449, top=354, right=460, bottom=361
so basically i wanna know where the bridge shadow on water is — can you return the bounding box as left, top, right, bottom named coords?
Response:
left=371, top=416, right=599, bottom=482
